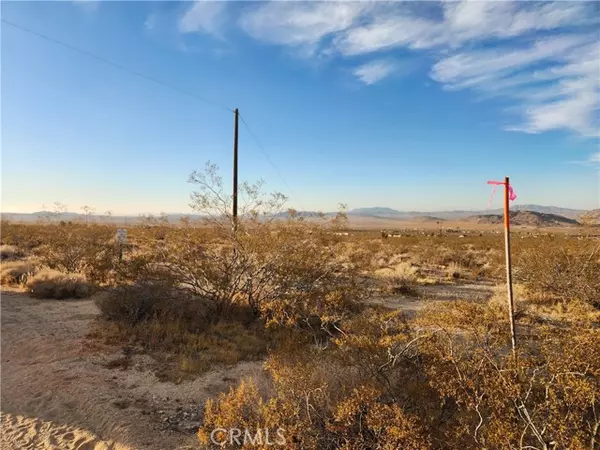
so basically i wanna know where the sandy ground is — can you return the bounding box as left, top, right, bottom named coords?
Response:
left=1, top=291, right=263, bottom=450
left=368, top=282, right=495, bottom=315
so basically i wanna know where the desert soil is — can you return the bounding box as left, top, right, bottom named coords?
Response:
left=1, top=291, right=263, bottom=450
left=369, top=282, right=495, bottom=314
left=1, top=282, right=495, bottom=449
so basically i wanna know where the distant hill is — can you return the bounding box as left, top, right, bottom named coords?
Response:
left=466, top=210, right=580, bottom=227
left=1, top=204, right=591, bottom=224
left=348, top=207, right=409, bottom=217
left=0, top=212, right=204, bottom=224
left=411, top=215, right=446, bottom=222
left=347, top=205, right=586, bottom=220
left=507, top=204, right=584, bottom=220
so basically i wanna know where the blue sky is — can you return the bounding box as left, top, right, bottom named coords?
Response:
left=1, top=0, right=599, bottom=214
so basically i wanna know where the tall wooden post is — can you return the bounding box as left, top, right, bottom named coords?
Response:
left=504, top=176, right=517, bottom=355
left=233, top=108, right=239, bottom=232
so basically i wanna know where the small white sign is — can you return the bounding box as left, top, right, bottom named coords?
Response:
left=116, top=229, right=127, bottom=244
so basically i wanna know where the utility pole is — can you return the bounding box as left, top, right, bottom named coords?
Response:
left=232, top=108, right=239, bottom=232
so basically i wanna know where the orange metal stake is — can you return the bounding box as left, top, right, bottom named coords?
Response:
left=504, top=176, right=517, bottom=355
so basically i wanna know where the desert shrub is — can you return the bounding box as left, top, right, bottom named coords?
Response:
left=26, top=269, right=92, bottom=299
left=158, top=218, right=364, bottom=339
left=96, top=280, right=216, bottom=331
left=374, top=263, right=419, bottom=296
left=95, top=281, right=268, bottom=379
left=199, top=377, right=430, bottom=450
left=515, top=244, right=600, bottom=308
left=200, top=298, right=600, bottom=449
left=0, top=260, right=38, bottom=285
left=34, top=224, right=119, bottom=283
left=246, top=220, right=365, bottom=330
left=1, top=222, right=48, bottom=249
left=198, top=310, right=434, bottom=449
left=158, top=163, right=367, bottom=334
left=94, top=270, right=268, bottom=378
left=162, top=238, right=252, bottom=317
left=414, top=300, right=600, bottom=449
left=0, top=244, right=24, bottom=261
left=337, top=240, right=384, bottom=272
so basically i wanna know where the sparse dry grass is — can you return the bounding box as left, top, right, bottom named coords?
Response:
left=0, top=244, right=24, bottom=261
left=374, top=262, right=420, bottom=296
left=1, top=259, right=38, bottom=286
left=489, top=283, right=600, bottom=327
left=26, top=269, right=92, bottom=299
left=91, top=318, right=271, bottom=381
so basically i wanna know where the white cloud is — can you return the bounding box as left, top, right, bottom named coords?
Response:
left=429, top=36, right=599, bottom=135
left=335, top=2, right=594, bottom=56
left=442, top=1, right=592, bottom=45
left=177, top=0, right=600, bottom=136
left=430, top=35, right=590, bottom=87
left=354, top=60, right=398, bottom=85
left=515, top=93, right=598, bottom=135
left=179, top=1, right=227, bottom=38
left=335, top=14, right=445, bottom=56
left=239, top=2, right=371, bottom=56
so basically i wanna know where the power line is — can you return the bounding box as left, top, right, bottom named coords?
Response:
left=1, top=18, right=234, bottom=113
left=238, top=113, right=306, bottom=211
left=3, top=18, right=305, bottom=210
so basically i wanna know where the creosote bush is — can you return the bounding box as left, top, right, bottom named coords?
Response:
left=35, top=224, right=120, bottom=284
left=515, top=243, right=600, bottom=308
left=199, top=300, right=600, bottom=449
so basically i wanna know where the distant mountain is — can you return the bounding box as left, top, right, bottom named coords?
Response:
left=466, top=210, right=580, bottom=227
left=349, top=207, right=408, bottom=217
left=507, top=205, right=584, bottom=220
left=1, top=205, right=591, bottom=224
left=348, top=205, right=587, bottom=220
left=272, top=210, right=333, bottom=218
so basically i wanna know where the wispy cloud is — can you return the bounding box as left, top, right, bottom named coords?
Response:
left=570, top=151, right=600, bottom=166
left=175, top=1, right=600, bottom=136
left=430, top=35, right=599, bottom=135
left=353, top=59, right=399, bottom=85
left=179, top=1, right=228, bottom=38
left=145, top=13, right=157, bottom=32
left=72, top=0, right=99, bottom=13
left=239, top=2, right=370, bottom=56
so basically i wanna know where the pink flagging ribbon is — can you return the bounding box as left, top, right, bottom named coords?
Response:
left=486, top=180, right=517, bottom=208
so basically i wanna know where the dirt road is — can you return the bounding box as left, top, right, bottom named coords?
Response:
left=1, top=291, right=262, bottom=450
